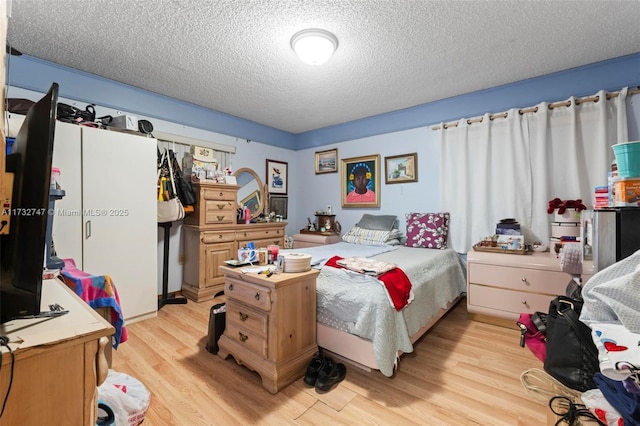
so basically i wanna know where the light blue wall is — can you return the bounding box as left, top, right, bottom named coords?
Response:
left=7, top=52, right=640, bottom=150
left=7, top=53, right=640, bottom=237
left=7, top=53, right=639, bottom=293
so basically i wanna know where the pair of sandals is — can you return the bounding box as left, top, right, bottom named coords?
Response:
left=303, top=351, right=347, bottom=392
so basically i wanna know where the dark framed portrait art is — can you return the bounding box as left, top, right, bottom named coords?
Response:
left=341, top=154, right=380, bottom=208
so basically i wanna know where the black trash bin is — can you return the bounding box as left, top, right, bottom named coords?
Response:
left=206, top=291, right=226, bottom=354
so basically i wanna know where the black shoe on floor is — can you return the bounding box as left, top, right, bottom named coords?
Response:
left=315, top=357, right=346, bottom=392
left=303, top=353, right=324, bottom=386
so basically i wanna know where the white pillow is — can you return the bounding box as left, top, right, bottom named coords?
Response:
left=342, top=226, right=403, bottom=246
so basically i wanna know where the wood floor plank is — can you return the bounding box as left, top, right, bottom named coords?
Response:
left=111, top=297, right=551, bottom=425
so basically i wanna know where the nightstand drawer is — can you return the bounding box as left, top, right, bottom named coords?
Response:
left=200, top=230, right=236, bottom=244
left=202, top=188, right=236, bottom=201
left=226, top=299, right=268, bottom=335
left=224, top=321, right=267, bottom=358
left=469, top=263, right=568, bottom=295
left=225, top=278, right=272, bottom=311
left=468, top=283, right=556, bottom=315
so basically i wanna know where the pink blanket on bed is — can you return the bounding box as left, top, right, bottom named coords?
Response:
left=324, top=255, right=412, bottom=310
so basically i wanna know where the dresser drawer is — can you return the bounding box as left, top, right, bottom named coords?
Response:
left=236, top=228, right=284, bottom=242
left=469, top=263, right=568, bottom=295
left=468, top=283, right=556, bottom=316
left=226, top=299, right=268, bottom=336
left=200, top=230, right=236, bottom=244
left=202, top=187, right=236, bottom=201
left=203, top=206, right=236, bottom=225
left=224, top=321, right=268, bottom=358
left=225, top=278, right=272, bottom=311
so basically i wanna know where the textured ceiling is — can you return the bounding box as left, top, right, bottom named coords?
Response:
left=7, top=0, right=640, bottom=134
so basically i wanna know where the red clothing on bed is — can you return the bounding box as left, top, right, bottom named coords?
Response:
left=324, top=255, right=412, bottom=310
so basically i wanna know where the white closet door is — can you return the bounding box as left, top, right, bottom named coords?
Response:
left=81, top=127, right=157, bottom=321
left=50, top=122, right=82, bottom=265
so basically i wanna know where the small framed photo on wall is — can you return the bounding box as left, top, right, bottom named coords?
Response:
left=341, top=154, right=380, bottom=208
left=315, top=148, right=338, bottom=174
left=269, top=196, right=288, bottom=219
left=385, top=152, right=418, bottom=184
left=266, top=159, right=288, bottom=195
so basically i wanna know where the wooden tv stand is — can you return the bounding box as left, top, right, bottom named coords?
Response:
left=0, top=279, right=114, bottom=425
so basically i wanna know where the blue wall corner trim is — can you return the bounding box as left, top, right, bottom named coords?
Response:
left=8, top=52, right=640, bottom=151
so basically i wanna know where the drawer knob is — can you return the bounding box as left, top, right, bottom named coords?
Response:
left=521, top=277, right=526, bottom=282
left=229, top=284, right=234, bottom=291
left=219, top=192, right=224, bottom=197
left=218, top=234, right=223, bottom=239
left=217, top=204, right=225, bottom=209
left=217, top=216, right=224, bottom=221
left=255, top=292, right=261, bottom=301
left=238, top=332, right=248, bottom=342
left=521, top=300, right=527, bottom=305
left=239, top=312, right=248, bottom=321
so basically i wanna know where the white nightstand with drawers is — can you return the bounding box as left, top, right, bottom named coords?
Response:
left=466, top=250, right=593, bottom=327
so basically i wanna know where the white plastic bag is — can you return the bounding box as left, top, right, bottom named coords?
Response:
left=98, top=370, right=150, bottom=426
left=581, top=388, right=624, bottom=426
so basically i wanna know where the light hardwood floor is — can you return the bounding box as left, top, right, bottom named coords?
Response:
left=111, top=296, right=550, bottom=425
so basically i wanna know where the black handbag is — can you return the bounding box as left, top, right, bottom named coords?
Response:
left=168, top=150, right=197, bottom=206
left=543, top=295, right=599, bottom=392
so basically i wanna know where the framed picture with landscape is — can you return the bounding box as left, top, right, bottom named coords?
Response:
left=315, top=148, right=338, bottom=174
left=385, top=152, right=418, bottom=184
left=341, top=154, right=380, bottom=208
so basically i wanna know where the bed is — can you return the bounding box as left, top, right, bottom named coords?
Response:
left=279, top=239, right=467, bottom=377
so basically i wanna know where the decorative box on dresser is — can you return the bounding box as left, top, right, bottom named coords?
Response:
left=466, top=250, right=593, bottom=327
left=217, top=266, right=320, bottom=394
left=182, top=182, right=286, bottom=302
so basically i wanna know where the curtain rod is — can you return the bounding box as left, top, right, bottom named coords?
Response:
left=431, top=87, right=640, bottom=131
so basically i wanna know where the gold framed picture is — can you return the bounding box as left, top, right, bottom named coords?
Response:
left=240, top=190, right=261, bottom=216
left=315, top=148, right=338, bottom=174
left=385, top=153, right=418, bottom=184
left=341, top=154, right=380, bottom=208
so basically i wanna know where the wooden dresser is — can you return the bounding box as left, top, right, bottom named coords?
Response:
left=182, top=182, right=286, bottom=302
left=217, top=266, right=319, bottom=394
left=0, top=279, right=114, bottom=426
left=466, top=250, right=593, bottom=327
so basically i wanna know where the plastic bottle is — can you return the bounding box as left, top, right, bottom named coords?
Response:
left=244, top=206, right=251, bottom=224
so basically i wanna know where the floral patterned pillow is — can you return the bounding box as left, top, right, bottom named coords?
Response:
left=404, top=212, right=450, bottom=249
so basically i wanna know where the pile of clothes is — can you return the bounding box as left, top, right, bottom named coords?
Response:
left=579, top=250, right=640, bottom=425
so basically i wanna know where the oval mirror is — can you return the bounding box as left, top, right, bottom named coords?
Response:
left=234, top=167, right=264, bottom=219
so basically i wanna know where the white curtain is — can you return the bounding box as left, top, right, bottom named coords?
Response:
left=440, top=88, right=629, bottom=253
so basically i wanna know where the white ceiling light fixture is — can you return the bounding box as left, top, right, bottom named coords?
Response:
left=290, top=28, right=338, bottom=65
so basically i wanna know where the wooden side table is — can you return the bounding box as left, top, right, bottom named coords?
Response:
left=293, top=231, right=342, bottom=248
left=217, top=266, right=319, bottom=393
left=466, top=250, right=592, bottom=327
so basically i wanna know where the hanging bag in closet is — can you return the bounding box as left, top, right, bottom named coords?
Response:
left=168, top=149, right=197, bottom=206
left=157, top=148, right=185, bottom=223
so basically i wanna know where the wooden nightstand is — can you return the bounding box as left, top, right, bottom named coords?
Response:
left=466, top=250, right=592, bottom=327
left=217, top=266, right=320, bottom=393
left=292, top=231, right=342, bottom=248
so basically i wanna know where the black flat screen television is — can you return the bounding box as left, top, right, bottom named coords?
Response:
left=0, top=83, right=59, bottom=323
